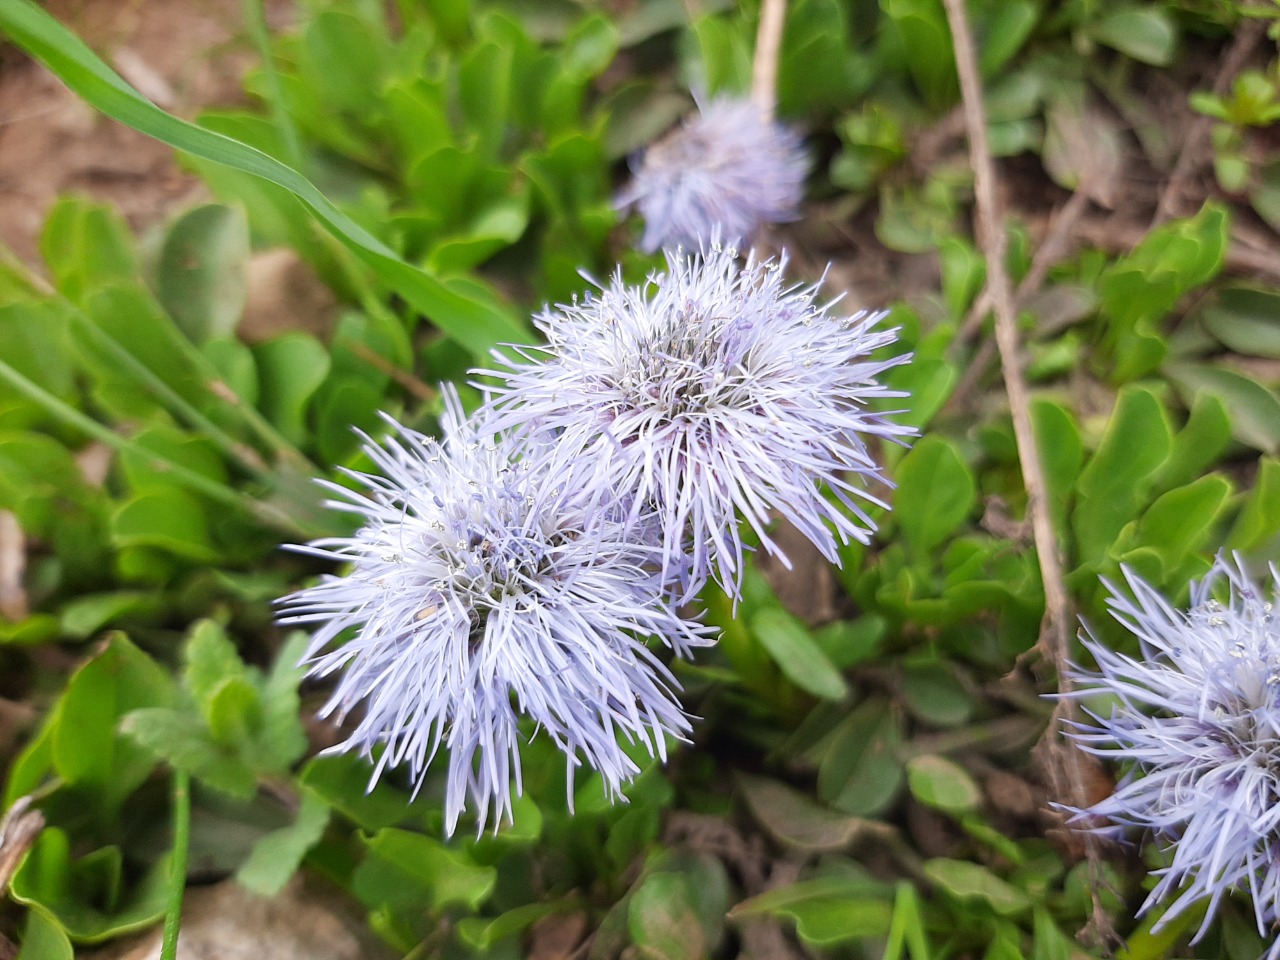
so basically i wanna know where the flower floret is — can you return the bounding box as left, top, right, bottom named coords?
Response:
left=278, top=389, right=710, bottom=835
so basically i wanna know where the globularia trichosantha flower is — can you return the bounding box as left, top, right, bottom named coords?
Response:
left=483, top=244, right=914, bottom=601
left=278, top=389, right=710, bottom=835
left=615, top=94, right=808, bottom=253
left=1065, top=556, right=1280, bottom=956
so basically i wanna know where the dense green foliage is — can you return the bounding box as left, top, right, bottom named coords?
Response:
left=2, top=0, right=1280, bottom=957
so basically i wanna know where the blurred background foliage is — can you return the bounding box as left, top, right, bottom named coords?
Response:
left=0, top=0, right=1279, bottom=957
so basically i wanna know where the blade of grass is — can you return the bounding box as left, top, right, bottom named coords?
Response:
left=240, top=0, right=304, bottom=172
left=0, top=0, right=527, bottom=360
left=0, top=357, right=317, bottom=538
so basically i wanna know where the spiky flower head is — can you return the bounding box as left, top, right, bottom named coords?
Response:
left=616, top=94, right=807, bottom=253
left=483, top=245, right=914, bottom=600
left=1066, top=556, right=1280, bottom=954
left=278, top=389, right=709, bottom=835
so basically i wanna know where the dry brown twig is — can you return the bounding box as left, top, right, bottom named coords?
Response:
left=750, top=0, right=787, bottom=122
left=1151, top=17, right=1268, bottom=227
left=939, top=0, right=1115, bottom=945
left=0, top=796, right=44, bottom=894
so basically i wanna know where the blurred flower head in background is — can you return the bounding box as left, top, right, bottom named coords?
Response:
left=278, top=389, right=709, bottom=835
left=1066, top=556, right=1280, bottom=955
left=616, top=94, right=808, bottom=253
left=485, top=244, right=914, bottom=600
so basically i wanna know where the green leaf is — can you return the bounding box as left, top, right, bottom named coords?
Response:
left=206, top=677, right=263, bottom=748
left=731, top=874, right=894, bottom=946
left=0, top=0, right=525, bottom=359
left=38, top=197, right=136, bottom=302
left=1154, top=393, right=1231, bottom=492
left=111, top=489, right=218, bottom=562
left=1031, top=398, right=1082, bottom=536
left=817, top=697, right=904, bottom=816
left=120, top=708, right=257, bottom=799
left=236, top=791, right=330, bottom=896
left=457, top=903, right=565, bottom=952
left=1228, top=458, right=1280, bottom=552
left=155, top=204, right=249, bottom=344
left=1166, top=362, right=1280, bottom=454
left=894, top=436, right=976, bottom=555
left=781, top=897, right=893, bottom=946
left=884, top=0, right=957, bottom=109
left=253, top=631, right=309, bottom=773
left=9, top=830, right=170, bottom=943
left=353, top=829, right=496, bottom=912
left=183, top=620, right=247, bottom=708
left=923, top=859, right=1031, bottom=916
left=51, top=634, right=174, bottom=805
left=1073, top=386, right=1171, bottom=559
left=253, top=333, right=331, bottom=446
left=906, top=755, right=982, bottom=815
left=298, top=753, right=412, bottom=832
left=1132, top=475, right=1231, bottom=571
left=976, top=1, right=1038, bottom=77
left=1201, top=286, right=1280, bottom=359
left=901, top=661, right=974, bottom=727
left=1090, top=6, right=1176, bottom=66
left=59, top=591, right=158, bottom=641
left=750, top=607, right=849, bottom=700
left=17, top=906, right=74, bottom=960
left=628, top=873, right=704, bottom=960
left=738, top=774, right=869, bottom=852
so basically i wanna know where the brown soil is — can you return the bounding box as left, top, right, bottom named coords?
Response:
left=0, top=0, right=290, bottom=265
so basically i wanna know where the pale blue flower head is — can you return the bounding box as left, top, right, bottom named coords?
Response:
left=277, top=389, right=709, bottom=835
left=1066, top=556, right=1280, bottom=955
left=616, top=94, right=808, bottom=253
left=483, top=244, right=914, bottom=601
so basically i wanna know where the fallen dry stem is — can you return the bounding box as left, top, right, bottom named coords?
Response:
left=750, top=0, right=787, bottom=122
left=940, top=0, right=1112, bottom=941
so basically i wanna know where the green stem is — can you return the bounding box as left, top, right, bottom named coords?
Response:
left=0, top=357, right=310, bottom=538
left=0, top=246, right=315, bottom=476
left=67, top=312, right=272, bottom=479
left=240, top=0, right=305, bottom=172
left=160, top=769, right=191, bottom=960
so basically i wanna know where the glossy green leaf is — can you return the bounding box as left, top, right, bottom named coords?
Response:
left=298, top=753, right=412, bottom=832
left=1091, top=6, right=1176, bottom=66
left=51, top=634, right=174, bottom=804
left=750, top=607, right=849, bottom=700
left=111, top=489, right=218, bottom=562
left=9, top=830, right=169, bottom=943
left=1073, top=386, right=1170, bottom=558
left=818, top=698, right=904, bottom=816
left=155, top=204, right=249, bottom=344
left=1166, top=361, right=1280, bottom=454
left=894, top=436, right=976, bottom=555
left=1154, top=393, right=1231, bottom=492
left=1228, top=458, right=1280, bottom=552
left=1132, top=474, right=1231, bottom=571
left=1201, top=286, right=1280, bottom=359
left=236, top=791, right=331, bottom=896
left=923, top=859, right=1031, bottom=916
left=738, top=774, right=868, bottom=852
left=901, top=661, right=974, bottom=727
left=353, top=829, right=496, bottom=912
left=0, top=0, right=525, bottom=358
left=253, top=333, right=331, bottom=446
left=16, top=906, right=74, bottom=960
left=628, top=873, right=704, bottom=960
left=38, top=197, right=136, bottom=303
left=906, top=755, right=982, bottom=815
left=120, top=708, right=257, bottom=798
